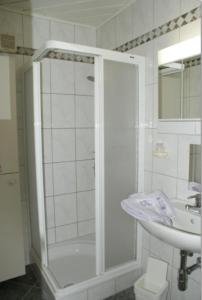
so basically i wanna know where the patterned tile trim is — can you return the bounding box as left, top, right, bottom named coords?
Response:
left=0, top=46, right=94, bottom=64
left=0, top=46, right=35, bottom=56
left=46, top=50, right=94, bottom=64
left=0, top=6, right=200, bottom=64
left=184, top=55, right=201, bottom=68
left=114, top=6, right=201, bottom=52
left=159, top=55, right=201, bottom=69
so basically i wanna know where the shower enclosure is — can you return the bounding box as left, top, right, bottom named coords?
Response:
left=24, top=41, right=145, bottom=298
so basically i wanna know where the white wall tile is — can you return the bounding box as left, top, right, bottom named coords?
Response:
left=154, top=0, right=181, bottom=27
left=153, top=134, right=178, bottom=177
left=77, top=190, right=95, bottom=221
left=76, top=129, right=94, bottom=160
left=51, top=94, right=75, bottom=128
left=177, top=179, right=194, bottom=200
left=144, top=171, right=152, bottom=193
left=132, top=0, right=154, bottom=39
left=43, top=129, right=52, bottom=163
left=45, top=196, right=55, bottom=228
left=55, top=193, right=77, bottom=226
left=76, top=96, right=94, bottom=128
left=23, top=15, right=50, bottom=48
left=56, top=224, right=77, bottom=242
left=44, top=164, right=53, bottom=196
left=78, top=220, right=95, bottom=237
left=171, top=267, right=200, bottom=300
left=47, top=228, right=55, bottom=244
left=41, top=59, right=51, bottom=93
left=155, top=29, right=180, bottom=83
left=75, top=25, right=96, bottom=46
left=144, top=129, right=154, bottom=171
left=141, top=226, right=150, bottom=250
left=152, top=173, right=177, bottom=199
left=50, top=20, right=74, bottom=43
left=51, top=60, right=74, bottom=94
left=180, top=0, right=200, bottom=14
left=115, top=270, right=142, bottom=293
left=141, top=248, right=149, bottom=273
left=145, top=85, right=155, bottom=129
left=52, top=129, right=75, bottom=162
left=75, top=63, right=94, bottom=95
left=76, top=160, right=95, bottom=191
left=96, top=18, right=117, bottom=50
left=0, top=10, right=23, bottom=46
left=53, top=162, right=76, bottom=195
left=150, top=235, right=173, bottom=264
left=130, top=41, right=155, bottom=85
left=42, top=93, right=51, bottom=128
left=116, top=5, right=133, bottom=46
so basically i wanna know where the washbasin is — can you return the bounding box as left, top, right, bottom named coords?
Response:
left=140, top=200, right=201, bottom=253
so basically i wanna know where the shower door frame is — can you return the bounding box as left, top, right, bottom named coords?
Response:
left=32, top=41, right=145, bottom=295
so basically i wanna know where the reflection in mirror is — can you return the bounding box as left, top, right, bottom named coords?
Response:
left=189, top=144, right=201, bottom=184
left=159, top=56, right=201, bottom=119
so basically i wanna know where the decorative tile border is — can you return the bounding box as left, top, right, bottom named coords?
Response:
left=114, top=6, right=201, bottom=53
left=0, top=6, right=200, bottom=64
left=0, top=46, right=94, bottom=64
left=159, top=55, right=201, bottom=70
left=184, top=55, right=201, bottom=68
left=46, top=50, right=94, bottom=64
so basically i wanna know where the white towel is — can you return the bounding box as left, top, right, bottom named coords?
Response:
left=189, top=182, right=201, bottom=193
left=121, top=191, right=175, bottom=226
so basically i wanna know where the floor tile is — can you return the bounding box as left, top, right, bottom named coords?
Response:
left=0, top=281, right=32, bottom=300
left=23, top=286, right=49, bottom=300
left=104, top=287, right=135, bottom=300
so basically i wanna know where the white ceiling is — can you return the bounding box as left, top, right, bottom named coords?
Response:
left=0, top=0, right=135, bottom=27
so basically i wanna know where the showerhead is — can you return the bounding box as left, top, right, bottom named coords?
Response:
left=86, top=75, right=94, bottom=82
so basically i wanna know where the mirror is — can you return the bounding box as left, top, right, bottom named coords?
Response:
left=189, top=144, right=201, bottom=184
left=158, top=38, right=201, bottom=120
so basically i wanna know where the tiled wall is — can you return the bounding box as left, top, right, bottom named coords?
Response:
left=41, top=58, right=96, bottom=245
left=0, top=8, right=96, bottom=263
left=96, top=0, right=201, bottom=299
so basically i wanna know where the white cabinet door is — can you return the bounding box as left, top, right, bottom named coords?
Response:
left=0, top=55, right=18, bottom=174
left=0, top=173, right=25, bottom=282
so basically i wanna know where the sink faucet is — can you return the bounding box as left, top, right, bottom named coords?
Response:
left=185, top=194, right=201, bottom=215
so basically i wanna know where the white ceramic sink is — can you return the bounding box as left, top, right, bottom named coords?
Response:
left=140, top=200, right=201, bottom=253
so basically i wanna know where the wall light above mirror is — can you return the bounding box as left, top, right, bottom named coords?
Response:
left=158, top=36, right=201, bottom=120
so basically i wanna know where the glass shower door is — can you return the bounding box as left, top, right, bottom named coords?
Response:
left=103, top=59, right=139, bottom=270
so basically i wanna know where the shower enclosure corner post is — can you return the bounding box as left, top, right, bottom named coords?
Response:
left=94, top=55, right=105, bottom=276
left=136, top=56, right=145, bottom=267
left=33, top=61, right=48, bottom=267
left=137, top=57, right=145, bottom=195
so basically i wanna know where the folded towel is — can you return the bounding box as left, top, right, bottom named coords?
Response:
left=121, top=191, right=175, bottom=226
left=189, top=182, right=201, bottom=193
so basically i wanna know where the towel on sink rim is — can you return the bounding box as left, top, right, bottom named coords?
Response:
left=121, top=191, right=176, bottom=226
left=189, top=182, right=201, bottom=193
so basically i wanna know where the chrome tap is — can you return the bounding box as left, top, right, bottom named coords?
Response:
left=185, top=194, right=201, bottom=215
